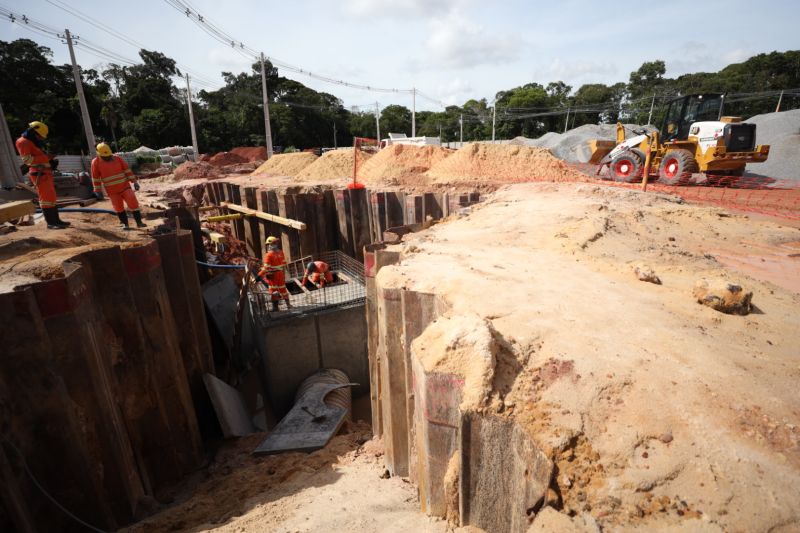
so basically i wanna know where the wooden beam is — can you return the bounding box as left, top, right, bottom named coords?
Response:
left=200, top=228, right=228, bottom=244
left=220, top=201, right=306, bottom=230
left=0, top=200, right=35, bottom=223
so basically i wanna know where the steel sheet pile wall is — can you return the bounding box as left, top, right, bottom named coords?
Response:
left=204, top=182, right=481, bottom=262
left=0, top=230, right=211, bottom=532
left=368, top=253, right=554, bottom=533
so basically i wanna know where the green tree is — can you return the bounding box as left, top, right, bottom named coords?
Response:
left=379, top=105, right=411, bottom=136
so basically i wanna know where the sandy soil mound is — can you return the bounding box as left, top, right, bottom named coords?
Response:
left=209, top=152, right=248, bottom=167
left=231, top=146, right=268, bottom=162
left=252, top=152, right=318, bottom=177
left=378, top=182, right=800, bottom=531
left=295, top=149, right=372, bottom=182
left=359, top=144, right=452, bottom=186
left=174, top=161, right=216, bottom=180
left=425, top=143, right=591, bottom=184
left=745, top=108, right=800, bottom=181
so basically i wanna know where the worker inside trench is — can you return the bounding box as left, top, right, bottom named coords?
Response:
left=199, top=231, right=371, bottom=451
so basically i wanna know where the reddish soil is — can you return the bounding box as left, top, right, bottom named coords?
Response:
left=209, top=152, right=248, bottom=167
left=231, top=146, right=269, bottom=162
left=174, top=161, right=216, bottom=180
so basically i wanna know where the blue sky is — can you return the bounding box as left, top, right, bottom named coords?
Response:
left=2, top=0, right=798, bottom=111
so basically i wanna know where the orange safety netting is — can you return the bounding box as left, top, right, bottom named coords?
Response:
left=568, top=162, right=800, bottom=221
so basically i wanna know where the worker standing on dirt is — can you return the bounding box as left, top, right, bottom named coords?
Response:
left=301, top=260, right=333, bottom=288
left=15, top=121, right=70, bottom=229
left=90, top=142, right=146, bottom=229
left=258, top=236, right=292, bottom=311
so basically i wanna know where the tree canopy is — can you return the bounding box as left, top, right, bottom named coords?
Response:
left=1, top=38, right=797, bottom=153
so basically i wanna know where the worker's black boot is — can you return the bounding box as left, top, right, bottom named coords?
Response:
left=132, top=210, right=146, bottom=228
left=43, top=207, right=66, bottom=230
left=271, top=300, right=279, bottom=312
left=53, top=208, right=71, bottom=227
left=117, top=211, right=130, bottom=230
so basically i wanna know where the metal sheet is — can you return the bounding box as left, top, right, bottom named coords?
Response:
left=253, top=382, right=356, bottom=455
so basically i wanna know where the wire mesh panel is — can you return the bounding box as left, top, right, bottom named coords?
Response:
left=250, top=250, right=366, bottom=325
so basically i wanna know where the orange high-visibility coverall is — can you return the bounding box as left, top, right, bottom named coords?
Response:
left=302, top=260, right=333, bottom=287
left=91, top=156, right=139, bottom=213
left=15, top=136, right=56, bottom=208
left=258, top=248, right=289, bottom=301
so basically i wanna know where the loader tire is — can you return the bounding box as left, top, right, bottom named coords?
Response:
left=658, top=149, right=698, bottom=185
left=608, top=150, right=643, bottom=183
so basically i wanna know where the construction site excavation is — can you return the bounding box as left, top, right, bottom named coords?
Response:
left=1, top=6, right=800, bottom=533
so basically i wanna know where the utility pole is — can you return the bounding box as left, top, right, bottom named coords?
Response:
left=64, top=29, right=96, bottom=156
left=375, top=102, right=381, bottom=144
left=411, top=87, right=416, bottom=137
left=491, top=105, right=496, bottom=143
left=185, top=74, right=199, bottom=159
left=647, top=93, right=656, bottom=125
left=564, top=107, right=570, bottom=133
left=259, top=53, right=274, bottom=158
left=438, top=123, right=442, bottom=141
left=459, top=114, right=463, bottom=144
left=776, top=90, right=784, bottom=112
left=333, top=121, right=337, bottom=148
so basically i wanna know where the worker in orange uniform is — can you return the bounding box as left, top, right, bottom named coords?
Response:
left=258, top=236, right=292, bottom=311
left=301, top=260, right=333, bottom=288
left=91, top=142, right=145, bottom=229
left=15, top=121, right=70, bottom=229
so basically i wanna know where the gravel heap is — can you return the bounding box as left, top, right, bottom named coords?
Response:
left=745, top=109, right=800, bottom=181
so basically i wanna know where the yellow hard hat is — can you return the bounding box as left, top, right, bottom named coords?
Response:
left=265, top=236, right=279, bottom=245
left=96, top=142, right=113, bottom=157
left=28, top=121, right=49, bottom=139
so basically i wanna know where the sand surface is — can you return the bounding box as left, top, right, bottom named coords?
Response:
left=377, top=182, right=800, bottom=531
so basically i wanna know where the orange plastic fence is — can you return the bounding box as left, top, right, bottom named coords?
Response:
left=568, top=162, right=800, bottom=221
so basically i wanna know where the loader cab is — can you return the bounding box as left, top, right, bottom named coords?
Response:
left=660, top=94, right=723, bottom=142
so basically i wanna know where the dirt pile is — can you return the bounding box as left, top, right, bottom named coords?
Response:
left=425, top=143, right=591, bottom=184
left=231, top=146, right=268, bottom=162
left=295, top=149, right=372, bottom=182
left=745, top=108, right=800, bottom=180
left=359, top=144, right=452, bottom=186
left=174, top=161, right=216, bottom=180
left=209, top=152, right=248, bottom=167
left=252, top=152, right=318, bottom=177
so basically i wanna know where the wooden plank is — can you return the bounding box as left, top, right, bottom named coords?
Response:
left=0, top=200, right=35, bottom=223
left=220, top=201, right=307, bottom=230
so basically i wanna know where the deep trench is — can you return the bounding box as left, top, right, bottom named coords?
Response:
left=0, top=183, right=554, bottom=533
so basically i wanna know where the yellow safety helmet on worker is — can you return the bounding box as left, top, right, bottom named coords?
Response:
left=96, top=142, right=113, bottom=157
left=28, top=121, right=49, bottom=139
left=265, top=236, right=279, bottom=245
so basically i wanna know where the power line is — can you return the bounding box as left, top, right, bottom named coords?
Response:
left=161, top=0, right=418, bottom=96
left=44, top=0, right=220, bottom=87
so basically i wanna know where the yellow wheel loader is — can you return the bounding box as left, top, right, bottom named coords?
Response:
left=589, top=93, right=770, bottom=185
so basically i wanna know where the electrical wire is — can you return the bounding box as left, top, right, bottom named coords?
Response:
left=1, top=438, right=109, bottom=533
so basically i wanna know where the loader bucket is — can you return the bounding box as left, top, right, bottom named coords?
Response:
left=588, top=140, right=616, bottom=164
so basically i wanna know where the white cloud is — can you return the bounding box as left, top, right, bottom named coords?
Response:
left=534, top=58, right=619, bottom=84
left=207, top=48, right=253, bottom=71
left=344, top=0, right=463, bottom=18
left=423, top=13, right=522, bottom=69
left=436, top=77, right=474, bottom=105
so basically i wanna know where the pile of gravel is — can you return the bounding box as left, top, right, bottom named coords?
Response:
left=513, top=123, right=653, bottom=163
left=744, top=109, right=800, bottom=181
